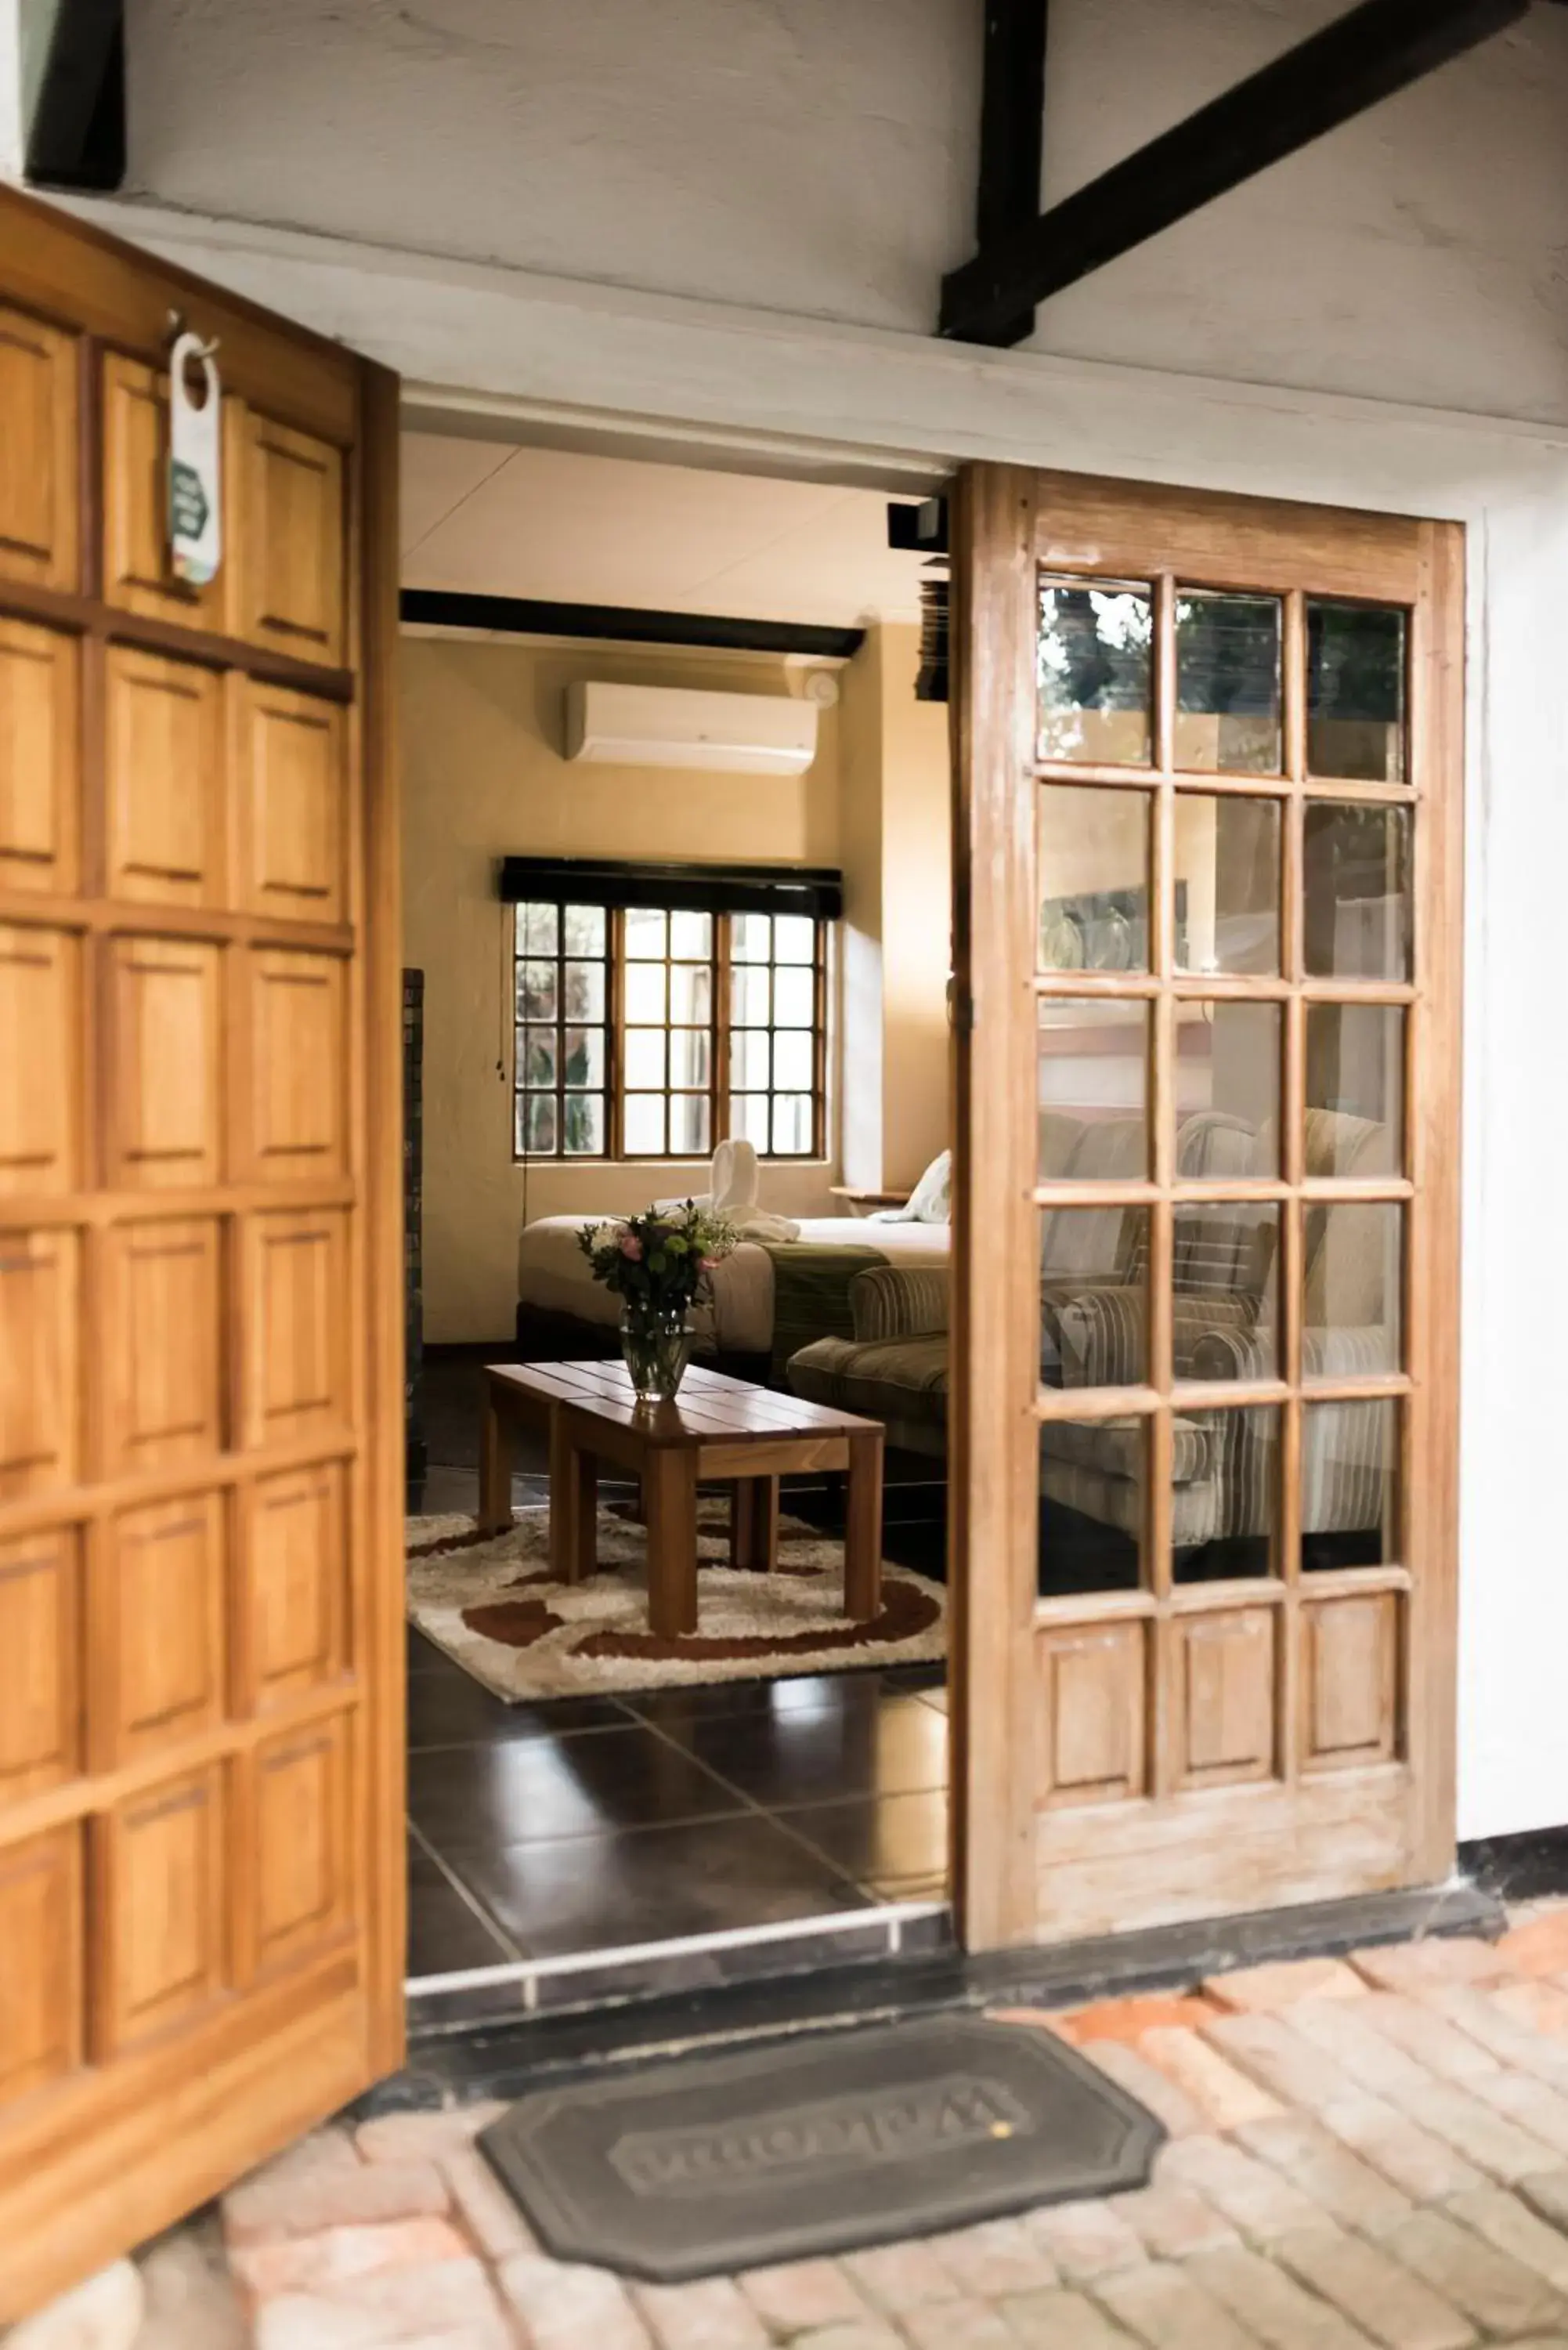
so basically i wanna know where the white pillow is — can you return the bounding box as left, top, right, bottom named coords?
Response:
left=873, top=1148, right=951, bottom=1224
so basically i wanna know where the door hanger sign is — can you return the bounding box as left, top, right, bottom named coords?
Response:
left=168, top=329, right=222, bottom=586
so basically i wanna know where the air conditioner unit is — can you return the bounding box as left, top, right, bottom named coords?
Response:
left=564, top=682, right=818, bottom=777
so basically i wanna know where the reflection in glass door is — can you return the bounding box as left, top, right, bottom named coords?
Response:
left=950, top=471, right=1462, bottom=1950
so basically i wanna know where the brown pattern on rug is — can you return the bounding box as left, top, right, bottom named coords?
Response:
left=575, top=1574, right=938, bottom=1663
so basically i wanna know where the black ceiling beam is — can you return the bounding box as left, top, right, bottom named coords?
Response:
left=940, top=0, right=1530, bottom=346
left=971, top=1, right=1051, bottom=348
left=25, top=0, right=126, bottom=191
left=399, top=590, right=864, bottom=662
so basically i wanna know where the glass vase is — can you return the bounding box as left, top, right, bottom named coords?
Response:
left=620, top=1306, right=694, bottom=1402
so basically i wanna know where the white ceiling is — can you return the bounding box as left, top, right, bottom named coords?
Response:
left=399, top=435, right=928, bottom=628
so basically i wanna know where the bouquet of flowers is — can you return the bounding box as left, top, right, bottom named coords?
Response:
left=578, top=1202, right=739, bottom=1400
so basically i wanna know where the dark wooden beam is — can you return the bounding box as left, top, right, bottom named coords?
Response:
left=399, top=590, right=864, bottom=662
left=940, top=0, right=1529, bottom=345
left=972, top=2, right=1050, bottom=349
left=25, top=0, right=125, bottom=190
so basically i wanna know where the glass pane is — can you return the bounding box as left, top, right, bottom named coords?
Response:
left=1039, top=785, right=1151, bottom=971
left=522, top=902, right=558, bottom=954
left=669, top=1029, right=710, bottom=1088
left=1303, top=1396, right=1400, bottom=1570
left=1039, top=1419, right=1143, bottom=1596
left=774, top=915, right=815, bottom=964
left=563, top=960, right=606, bottom=1021
left=773, top=967, right=815, bottom=1027
left=1172, top=1202, right=1279, bottom=1383
left=518, top=960, right=557, bottom=1021
left=1037, top=1001, right=1148, bottom=1183
left=1173, top=1406, right=1279, bottom=1584
left=625, top=963, right=667, bottom=1022
left=1303, top=803, right=1412, bottom=980
left=1306, top=1004, right=1404, bottom=1177
left=1174, top=794, right=1281, bottom=976
left=670, top=909, right=711, bottom=958
left=774, top=1030, right=814, bottom=1090
left=1175, top=591, right=1282, bottom=774
left=670, top=964, right=713, bottom=1025
left=670, top=1094, right=710, bottom=1155
left=563, top=903, right=605, bottom=956
left=626, top=907, right=667, bottom=960
left=732, top=966, right=771, bottom=1025
left=562, top=1094, right=604, bottom=1155
left=623, top=1094, right=666, bottom=1154
left=624, top=1029, right=667, bottom=1088
left=1040, top=1206, right=1148, bottom=1388
left=1307, top=601, right=1406, bottom=782
left=521, top=1027, right=556, bottom=1087
left=731, top=1030, right=770, bottom=1090
left=1037, top=578, right=1154, bottom=766
left=734, top=913, right=771, bottom=962
left=1174, top=1000, right=1281, bottom=1178
left=733, top=1093, right=770, bottom=1148
left=1304, top=1202, right=1403, bottom=1381
left=518, top=1093, right=556, bottom=1153
left=562, top=1026, right=604, bottom=1089
left=771, top=1094, right=814, bottom=1155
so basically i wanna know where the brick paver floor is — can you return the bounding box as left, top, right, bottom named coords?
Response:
left=42, top=1897, right=1568, bottom=2350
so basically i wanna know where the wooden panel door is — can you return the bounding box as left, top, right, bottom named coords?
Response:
left=0, top=183, right=403, bottom=2319
left=950, top=468, right=1461, bottom=1950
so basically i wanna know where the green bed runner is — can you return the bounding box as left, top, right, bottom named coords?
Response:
left=762, top=1242, right=889, bottom=1385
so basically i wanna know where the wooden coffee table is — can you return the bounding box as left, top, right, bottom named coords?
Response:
left=478, top=1361, right=885, bottom=1639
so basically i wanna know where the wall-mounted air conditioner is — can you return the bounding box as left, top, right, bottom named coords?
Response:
left=563, top=682, right=818, bottom=777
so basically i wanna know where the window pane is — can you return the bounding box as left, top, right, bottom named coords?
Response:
left=518, top=960, right=557, bottom=1021
left=773, top=967, right=815, bottom=1027
left=1038, top=578, right=1153, bottom=766
left=1038, top=1001, right=1148, bottom=1182
left=1039, top=1419, right=1143, bottom=1595
left=774, top=915, right=815, bottom=964
left=624, top=1029, right=667, bottom=1088
left=626, top=908, right=667, bottom=959
left=625, top=963, right=667, bottom=1021
left=522, top=902, right=558, bottom=954
left=774, top=1030, right=814, bottom=1090
left=731, top=1030, right=770, bottom=1090
left=1303, top=1396, right=1400, bottom=1570
left=733, top=1094, right=770, bottom=1148
left=562, top=1027, right=604, bottom=1089
left=624, top=1094, right=666, bottom=1154
left=1173, top=1202, right=1279, bottom=1383
left=518, top=1094, right=557, bottom=1153
left=771, top=1094, right=813, bottom=1154
left=520, top=1027, right=556, bottom=1087
left=1307, top=601, right=1406, bottom=782
left=563, top=903, right=605, bottom=956
left=670, top=909, right=711, bottom=958
left=1306, top=1004, right=1404, bottom=1175
left=1039, top=785, right=1151, bottom=971
left=1303, top=803, right=1412, bottom=980
left=732, top=966, right=770, bottom=1025
left=562, top=1094, right=604, bottom=1155
left=669, top=1029, right=710, bottom=1088
left=1174, top=794, right=1281, bottom=976
left=1175, top=1000, right=1281, bottom=1178
left=669, top=1094, right=710, bottom=1155
left=1174, top=591, right=1281, bottom=774
left=1041, top=1206, right=1148, bottom=1387
left=1304, top=1202, right=1402, bottom=1381
left=1173, top=1407, right=1279, bottom=1584
left=670, top=964, right=712, bottom=1025
left=734, top=913, right=771, bottom=962
left=563, top=960, right=605, bottom=1020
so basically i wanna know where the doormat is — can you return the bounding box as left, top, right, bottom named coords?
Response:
left=406, top=1507, right=946, bottom=1702
left=478, top=2015, right=1162, bottom=2280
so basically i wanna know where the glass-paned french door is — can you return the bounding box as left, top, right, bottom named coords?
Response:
left=949, top=468, right=1461, bottom=1951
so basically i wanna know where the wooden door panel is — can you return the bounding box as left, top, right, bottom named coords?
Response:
left=244, top=416, right=345, bottom=667
left=0, top=620, right=79, bottom=895
left=0, top=308, right=78, bottom=593
left=0, top=1227, right=79, bottom=1502
left=250, top=949, right=348, bottom=1181
left=93, top=1493, right=226, bottom=1768
left=1174, top=1611, right=1277, bottom=1788
left=246, top=1714, right=352, bottom=1980
left=1302, top=1590, right=1400, bottom=1770
left=102, top=354, right=233, bottom=632
left=105, top=650, right=226, bottom=907
left=92, top=1766, right=228, bottom=2056
left=241, top=1460, right=349, bottom=1710
left=102, top=1218, right=223, bottom=1475
left=0, top=925, right=80, bottom=1195
left=243, top=685, right=348, bottom=923
left=105, top=937, right=223, bottom=1189
left=1037, top=1620, right=1146, bottom=1806
left=242, top=1209, right=349, bottom=1450
left=0, top=1829, right=83, bottom=2101
left=0, top=1527, right=80, bottom=1800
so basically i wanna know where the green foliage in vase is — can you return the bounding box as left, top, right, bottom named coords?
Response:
left=577, top=1200, right=739, bottom=1321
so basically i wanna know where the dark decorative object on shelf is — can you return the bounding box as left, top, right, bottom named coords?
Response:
left=404, top=970, right=426, bottom=1488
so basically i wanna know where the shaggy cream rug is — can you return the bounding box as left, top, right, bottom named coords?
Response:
left=406, top=1504, right=947, bottom=1703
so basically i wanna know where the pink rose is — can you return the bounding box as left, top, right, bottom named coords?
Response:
left=699, top=1255, right=721, bottom=1272
left=619, top=1232, right=643, bottom=1260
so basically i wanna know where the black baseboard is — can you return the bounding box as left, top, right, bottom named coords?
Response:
left=1458, top=1826, right=1568, bottom=1905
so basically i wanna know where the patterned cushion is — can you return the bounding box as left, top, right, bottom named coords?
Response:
left=786, top=1333, right=948, bottom=1444
left=849, top=1266, right=950, bottom=1342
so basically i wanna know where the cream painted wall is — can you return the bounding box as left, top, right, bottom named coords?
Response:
left=876, top=627, right=952, bottom=1187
